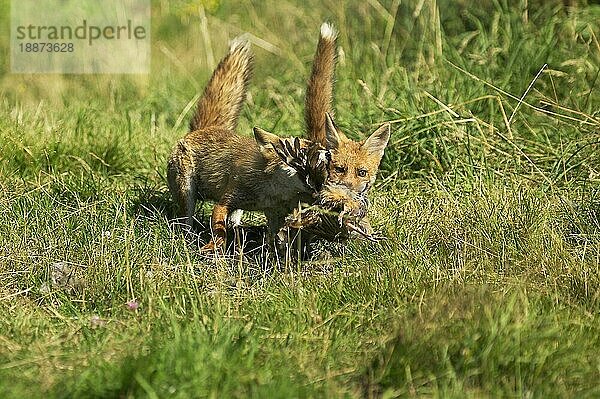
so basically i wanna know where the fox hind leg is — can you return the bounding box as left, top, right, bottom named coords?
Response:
left=167, top=164, right=197, bottom=228
left=167, top=140, right=200, bottom=228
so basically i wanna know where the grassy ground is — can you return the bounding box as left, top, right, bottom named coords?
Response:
left=1, top=0, right=600, bottom=397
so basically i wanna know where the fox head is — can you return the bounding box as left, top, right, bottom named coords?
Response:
left=253, top=127, right=282, bottom=153
left=323, top=113, right=390, bottom=194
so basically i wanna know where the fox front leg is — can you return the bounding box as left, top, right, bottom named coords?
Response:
left=201, top=203, right=229, bottom=253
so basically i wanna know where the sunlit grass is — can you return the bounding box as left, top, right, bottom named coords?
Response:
left=1, top=0, right=599, bottom=397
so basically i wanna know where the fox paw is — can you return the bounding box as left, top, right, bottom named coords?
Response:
left=200, top=238, right=225, bottom=253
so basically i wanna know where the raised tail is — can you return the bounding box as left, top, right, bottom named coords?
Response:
left=190, top=36, right=254, bottom=132
left=305, top=22, right=338, bottom=146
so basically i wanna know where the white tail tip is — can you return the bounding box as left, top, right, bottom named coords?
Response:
left=320, top=22, right=337, bottom=41
left=229, top=34, right=251, bottom=53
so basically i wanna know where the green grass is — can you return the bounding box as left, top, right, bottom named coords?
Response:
left=1, top=0, right=600, bottom=397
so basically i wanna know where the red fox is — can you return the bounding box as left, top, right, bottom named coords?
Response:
left=167, top=38, right=325, bottom=252
left=264, top=23, right=390, bottom=239
left=306, top=23, right=391, bottom=198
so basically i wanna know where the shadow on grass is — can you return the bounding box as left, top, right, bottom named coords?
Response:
left=127, top=182, right=335, bottom=267
left=129, top=184, right=268, bottom=249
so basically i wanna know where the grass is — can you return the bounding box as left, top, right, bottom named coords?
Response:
left=1, top=0, right=599, bottom=397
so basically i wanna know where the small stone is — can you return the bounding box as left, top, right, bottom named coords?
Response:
left=89, top=315, right=107, bottom=328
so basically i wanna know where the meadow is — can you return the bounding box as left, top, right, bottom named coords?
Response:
left=1, top=0, right=599, bottom=397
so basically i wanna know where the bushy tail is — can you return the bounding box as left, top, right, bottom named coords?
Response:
left=190, top=36, right=253, bottom=132
left=305, top=22, right=337, bottom=146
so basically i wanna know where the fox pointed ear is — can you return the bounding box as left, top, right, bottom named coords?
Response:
left=253, top=127, right=280, bottom=149
left=324, top=113, right=348, bottom=150
left=362, top=123, right=391, bottom=160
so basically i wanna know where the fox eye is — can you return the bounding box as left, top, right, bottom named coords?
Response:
left=334, top=166, right=346, bottom=174
left=357, top=169, right=368, bottom=177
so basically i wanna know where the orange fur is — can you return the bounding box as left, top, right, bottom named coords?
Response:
left=301, top=23, right=391, bottom=240
left=305, top=24, right=391, bottom=197
left=167, top=38, right=316, bottom=252
left=305, top=23, right=337, bottom=146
